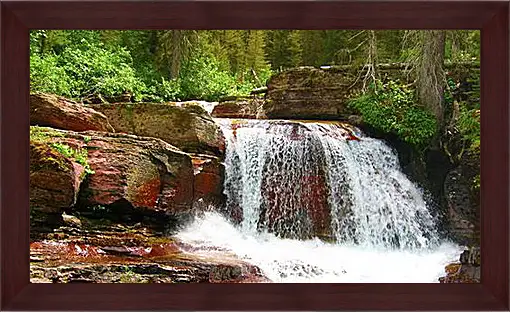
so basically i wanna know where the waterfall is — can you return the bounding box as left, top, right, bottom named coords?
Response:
left=177, top=118, right=460, bottom=283
left=219, top=119, right=439, bottom=249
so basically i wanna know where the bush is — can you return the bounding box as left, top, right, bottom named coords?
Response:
left=179, top=54, right=237, bottom=101
left=349, top=80, right=437, bottom=149
left=30, top=53, right=72, bottom=97
left=58, top=41, right=145, bottom=100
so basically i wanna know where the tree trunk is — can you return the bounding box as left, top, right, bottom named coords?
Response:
left=170, top=30, right=183, bottom=79
left=417, top=30, right=446, bottom=127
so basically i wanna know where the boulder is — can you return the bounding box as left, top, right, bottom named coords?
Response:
left=30, top=138, right=86, bottom=214
left=30, top=93, right=114, bottom=132
left=89, top=102, right=225, bottom=157
left=191, top=154, right=225, bottom=208
left=264, top=67, right=359, bottom=120
left=30, top=126, right=195, bottom=219
left=30, top=225, right=269, bottom=283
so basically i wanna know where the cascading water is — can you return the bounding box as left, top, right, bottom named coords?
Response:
left=176, top=118, right=461, bottom=282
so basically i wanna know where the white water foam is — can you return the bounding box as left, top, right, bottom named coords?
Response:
left=176, top=118, right=462, bottom=283
left=177, top=212, right=462, bottom=283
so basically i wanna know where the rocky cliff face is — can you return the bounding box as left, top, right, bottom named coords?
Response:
left=443, top=151, right=480, bottom=246
left=29, top=94, right=255, bottom=284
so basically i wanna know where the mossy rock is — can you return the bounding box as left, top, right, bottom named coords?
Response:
left=89, top=102, right=225, bottom=156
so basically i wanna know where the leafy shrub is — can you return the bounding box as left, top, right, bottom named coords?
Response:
left=58, top=41, right=145, bottom=100
left=30, top=30, right=269, bottom=103
left=179, top=54, right=237, bottom=101
left=349, top=80, right=437, bottom=149
left=30, top=53, right=72, bottom=96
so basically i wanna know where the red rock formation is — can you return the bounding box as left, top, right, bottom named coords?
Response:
left=30, top=93, right=115, bottom=132
left=191, top=154, right=225, bottom=207
left=30, top=127, right=194, bottom=216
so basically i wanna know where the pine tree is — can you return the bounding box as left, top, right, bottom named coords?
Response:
left=246, top=30, right=270, bottom=85
left=156, top=30, right=199, bottom=79
left=265, top=30, right=302, bottom=70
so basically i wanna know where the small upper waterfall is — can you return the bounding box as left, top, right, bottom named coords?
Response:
left=218, top=118, right=439, bottom=249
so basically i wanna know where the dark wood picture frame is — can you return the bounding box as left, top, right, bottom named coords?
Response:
left=1, top=0, right=508, bottom=310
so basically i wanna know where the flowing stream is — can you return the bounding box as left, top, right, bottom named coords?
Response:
left=177, top=119, right=462, bottom=282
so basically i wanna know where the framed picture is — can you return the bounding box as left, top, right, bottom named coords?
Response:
left=1, top=0, right=508, bottom=310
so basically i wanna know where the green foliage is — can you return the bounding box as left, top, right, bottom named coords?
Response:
left=445, top=72, right=480, bottom=155
left=30, top=53, right=72, bottom=96
left=458, top=104, right=480, bottom=154
left=30, top=126, right=65, bottom=142
left=30, top=127, right=94, bottom=176
left=118, top=266, right=147, bottom=283
left=58, top=41, right=145, bottom=100
left=265, top=30, right=302, bottom=70
left=30, top=30, right=480, bottom=102
left=178, top=54, right=237, bottom=101
left=49, top=142, right=94, bottom=175
left=349, top=80, right=437, bottom=149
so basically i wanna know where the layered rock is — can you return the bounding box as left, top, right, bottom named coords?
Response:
left=30, top=127, right=195, bottom=224
left=30, top=93, right=114, bottom=132
left=30, top=221, right=269, bottom=283
left=212, top=96, right=265, bottom=119
left=89, top=102, right=225, bottom=157
left=30, top=140, right=86, bottom=214
left=30, top=134, right=88, bottom=232
left=264, top=67, right=360, bottom=120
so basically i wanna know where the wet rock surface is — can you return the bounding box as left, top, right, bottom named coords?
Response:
left=191, top=154, right=226, bottom=208
left=439, top=247, right=480, bottom=283
left=30, top=221, right=268, bottom=283
left=443, top=151, right=480, bottom=246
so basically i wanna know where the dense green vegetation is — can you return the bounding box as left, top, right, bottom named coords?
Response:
left=30, top=30, right=480, bottom=155
left=349, top=80, right=437, bottom=149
